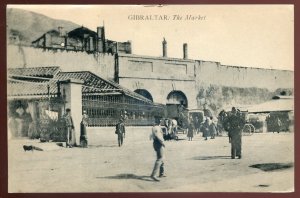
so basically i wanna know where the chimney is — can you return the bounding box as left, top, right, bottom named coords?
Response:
left=97, top=27, right=105, bottom=40
left=97, top=26, right=106, bottom=52
left=126, top=40, right=132, bottom=54
left=64, top=36, right=68, bottom=49
left=162, top=38, right=167, bottom=57
left=89, top=36, right=94, bottom=51
left=58, top=26, right=63, bottom=36
left=183, top=43, right=188, bottom=59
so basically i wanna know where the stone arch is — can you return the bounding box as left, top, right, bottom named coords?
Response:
left=134, top=89, right=153, bottom=102
left=166, top=90, right=188, bottom=108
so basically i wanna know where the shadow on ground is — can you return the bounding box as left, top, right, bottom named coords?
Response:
left=164, top=138, right=186, bottom=141
left=192, top=156, right=232, bottom=160
left=97, top=174, right=155, bottom=182
left=88, top=145, right=118, bottom=148
left=249, top=162, right=293, bottom=172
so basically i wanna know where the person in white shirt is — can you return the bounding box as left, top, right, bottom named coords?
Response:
left=149, top=117, right=166, bottom=181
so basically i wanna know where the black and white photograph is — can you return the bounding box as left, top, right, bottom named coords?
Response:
left=6, top=4, right=294, bottom=192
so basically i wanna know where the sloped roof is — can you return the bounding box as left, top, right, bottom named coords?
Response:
left=7, top=67, right=152, bottom=103
left=8, top=79, right=57, bottom=97
left=67, top=26, right=97, bottom=39
left=32, top=29, right=61, bottom=43
left=45, top=29, right=60, bottom=36
left=247, top=97, right=294, bottom=113
left=55, top=71, right=117, bottom=93
left=55, top=71, right=152, bottom=102
left=8, top=66, right=61, bottom=78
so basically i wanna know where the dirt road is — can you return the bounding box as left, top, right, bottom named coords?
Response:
left=8, top=127, right=294, bottom=192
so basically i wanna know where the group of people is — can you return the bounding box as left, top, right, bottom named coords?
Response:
left=186, top=116, right=219, bottom=141
left=265, top=115, right=287, bottom=133
left=161, top=118, right=178, bottom=141
left=64, top=106, right=244, bottom=182
left=149, top=106, right=245, bottom=182
left=64, top=108, right=88, bottom=148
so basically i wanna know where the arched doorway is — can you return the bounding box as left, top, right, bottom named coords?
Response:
left=166, top=90, right=188, bottom=107
left=166, top=90, right=188, bottom=119
left=134, top=89, right=153, bottom=102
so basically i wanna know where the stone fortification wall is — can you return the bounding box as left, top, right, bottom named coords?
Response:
left=7, top=45, right=115, bottom=81
left=194, top=60, right=293, bottom=114
left=118, top=54, right=195, bottom=80
left=117, top=54, right=198, bottom=107
left=7, top=45, right=293, bottom=112
left=119, top=78, right=197, bottom=108
left=196, top=60, right=293, bottom=91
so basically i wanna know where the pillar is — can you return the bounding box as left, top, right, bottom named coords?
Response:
left=59, top=79, right=84, bottom=146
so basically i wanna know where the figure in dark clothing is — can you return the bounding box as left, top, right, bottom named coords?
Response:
left=187, top=116, right=194, bottom=141
left=194, top=116, right=201, bottom=134
left=202, top=118, right=210, bottom=140
left=209, top=116, right=217, bottom=139
left=115, top=119, right=126, bottom=147
left=80, top=110, right=88, bottom=148
left=217, top=110, right=227, bottom=135
left=224, top=107, right=245, bottom=159
left=64, top=108, right=75, bottom=148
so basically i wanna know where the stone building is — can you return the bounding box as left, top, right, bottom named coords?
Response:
left=31, top=26, right=132, bottom=54
left=7, top=25, right=294, bottom=120
left=8, top=66, right=164, bottom=140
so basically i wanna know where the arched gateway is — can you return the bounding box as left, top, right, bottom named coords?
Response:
left=134, top=89, right=153, bottom=102
left=166, top=90, right=188, bottom=118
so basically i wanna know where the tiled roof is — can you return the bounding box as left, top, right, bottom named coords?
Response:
left=56, top=71, right=152, bottom=103
left=8, top=67, right=61, bottom=78
left=7, top=67, right=152, bottom=103
left=55, top=71, right=118, bottom=93
left=8, top=79, right=57, bottom=97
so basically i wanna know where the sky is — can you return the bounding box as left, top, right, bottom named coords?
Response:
left=8, top=4, right=294, bottom=71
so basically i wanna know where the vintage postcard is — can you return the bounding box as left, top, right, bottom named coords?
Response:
left=6, top=4, right=294, bottom=192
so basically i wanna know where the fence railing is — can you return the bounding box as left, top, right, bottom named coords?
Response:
left=82, top=94, right=165, bottom=127
left=87, top=118, right=155, bottom=127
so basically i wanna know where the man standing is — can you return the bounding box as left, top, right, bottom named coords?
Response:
left=187, top=116, right=194, bottom=141
left=115, top=118, right=125, bottom=147
left=80, top=110, right=88, bottom=148
left=149, top=117, right=166, bottom=181
left=64, top=108, right=74, bottom=148
left=225, top=107, right=245, bottom=159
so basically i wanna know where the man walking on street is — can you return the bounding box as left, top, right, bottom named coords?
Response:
left=115, top=118, right=125, bottom=147
left=225, top=107, right=245, bottom=159
left=150, top=117, right=166, bottom=181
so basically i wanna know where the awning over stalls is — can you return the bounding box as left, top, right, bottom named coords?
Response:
left=247, top=96, right=294, bottom=113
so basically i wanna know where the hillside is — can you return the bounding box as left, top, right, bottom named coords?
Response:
left=7, top=8, right=80, bottom=45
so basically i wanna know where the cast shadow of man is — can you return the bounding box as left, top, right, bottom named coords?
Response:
left=97, top=173, right=154, bottom=182
left=88, top=145, right=118, bottom=148
left=193, top=156, right=232, bottom=160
